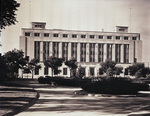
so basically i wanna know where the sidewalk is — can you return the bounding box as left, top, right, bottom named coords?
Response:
left=0, top=80, right=39, bottom=116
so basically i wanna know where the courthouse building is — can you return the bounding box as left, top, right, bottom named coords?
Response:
left=19, top=22, right=142, bottom=78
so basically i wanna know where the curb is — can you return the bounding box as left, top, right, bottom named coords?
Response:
left=2, top=81, right=40, bottom=116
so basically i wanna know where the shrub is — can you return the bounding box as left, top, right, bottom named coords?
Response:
left=80, top=77, right=149, bottom=95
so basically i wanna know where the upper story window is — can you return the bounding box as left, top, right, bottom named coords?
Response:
left=116, top=36, right=120, bottom=40
left=63, top=34, right=68, bottom=38
left=35, top=25, right=42, bottom=28
left=132, top=37, right=137, bottom=40
left=34, top=33, right=40, bottom=37
left=53, top=33, right=59, bottom=37
left=124, top=36, right=128, bottom=40
left=81, top=35, right=86, bottom=38
left=72, top=34, right=77, bottom=38
left=107, top=36, right=112, bottom=39
left=98, top=35, right=103, bottom=39
left=25, top=32, right=30, bottom=36
left=90, top=35, right=95, bottom=39
left=44, top=33, right=49, bottom=37
left=119, top=29, right=125, bottom=31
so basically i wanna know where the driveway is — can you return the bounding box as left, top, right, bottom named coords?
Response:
left=15, top=80, right=150, bottom=116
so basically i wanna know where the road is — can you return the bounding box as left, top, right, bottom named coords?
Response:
left=16, top=80, right=150, bottom=116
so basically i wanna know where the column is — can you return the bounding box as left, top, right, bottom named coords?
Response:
left=121, top=44, right=124, bottom=63
left=68, top=42, right=71, bottom=60
left=112, top=44, right=116, bottom=61
left=40, top=41, right=43, bottom=62
left=77, top=43, right=80, bottom=62
left=103, top=43, right=107, bottom=61
left=86, top=43, right=89, bottom=62
left=95, top=43, right=98, bottom=62
left=59, top=42, right=62, bottom=58
left=49, top=42, right=53, bottom=56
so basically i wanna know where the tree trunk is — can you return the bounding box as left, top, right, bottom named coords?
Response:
left=22, top=70, right=23, bottom=79
left=32, top=70, right=33, bottom=79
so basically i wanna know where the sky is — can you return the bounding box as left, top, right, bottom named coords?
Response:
left=1, top=0, right=150, bottom=62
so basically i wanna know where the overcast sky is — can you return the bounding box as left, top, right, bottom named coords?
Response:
left=1, top=0, right=150, bottom=62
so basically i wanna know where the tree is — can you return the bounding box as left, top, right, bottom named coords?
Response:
left=128, top=63, right=150, bottom=78
left=27, top=58, right=41, bottom=79
left=0, top=0, right=20, bottom=29
left=3, top=49, right=27, bottom=78
left=44, top=56, right=63, bottom=77
left=100, top=59, right=123, bottom=77
left=65, top=58, right=77, bottom=77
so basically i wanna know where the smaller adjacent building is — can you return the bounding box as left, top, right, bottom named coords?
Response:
left=19, top=22, right=142, bottom=78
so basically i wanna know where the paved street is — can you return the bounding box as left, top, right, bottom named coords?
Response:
left=14, top=80, right=150, bottom=116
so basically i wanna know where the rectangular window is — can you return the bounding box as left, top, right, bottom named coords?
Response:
left=25, top=32, right=30, bottom=36
left=124, top=44, right=129, bottom=63
left=63, top=68, right=67, bottom=75
left=81, top=35, right=86, bottom=38
left=90, top=35, right=95, bottom=39
left=62, top=42, right=68, bottom=61
left=44, top=66, right=49, bottom=75
left=124, top=36, right=128, bottom=40
left=63, top=34, right=68, bottom=38
left=89, top=43, right=95, bottom=62
left=35, top=68, right=39, bottom=75
left=43, top=42, right=50, bottom=61
left=53, top=42, right=59, bottom=58
left=90, top=67, right=95, bottom=76
left=71, top=43, right=77, bottom=60
left=107, top=36, right=112, bottom=39
left=99, top=35, right=103, bottom=39
left=115, top=44, right=121, bottom=63
left=72, top=34, right=77, bottom=38
left=80, top=43, right=86, bottom=62
left=53, top=33, right=59, bottom=37
left=116, top=36, right=120, bottom=40
left=119, top=29, right=125, bottom=31
left=98, top=44, right=103, bottom=62
left=35, top=25, right=42, bottom=28
left=34, top=33, right=40, bottom=37
left=132, top=37, right=137, bottom=40
left=44, top=33, right=49, bottom=37
left=34, top=41, right=40, bottom=60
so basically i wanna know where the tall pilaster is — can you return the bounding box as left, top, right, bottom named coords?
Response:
left=86, top=43, right=89, bottom=62
left=112, top=44, right=116, bottom=61
left=49, top=42, right=53, bottom=56
left=40, top=41, right=43, bottom=62
left=121, top=44, right=124, bottom=63
left=68, top=42, right=71, bottom=60
left=59, top=42, right=62, bottom=58
left=103, top=43, right=107, bottom=61
left=95, top=43, right=98, bottom=62
left=77, top=43, right=81, bottom=62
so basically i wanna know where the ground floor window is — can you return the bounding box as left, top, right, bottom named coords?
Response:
left=124, top=68, right=129, bottom=75
left=63, top=68, right=67, bottom=75
left=35, top=68, right=39, bottom=75
left=90, top=67, right=95, bottom=76
left=44, top=66, right=49, bottom=75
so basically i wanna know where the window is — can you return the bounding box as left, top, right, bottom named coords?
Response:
left=44, top=33, right=49, bottom=37
left=25, top=32, right=30, bottom=36
left=34, top=33, right=40, bottom=37
left=90, top=67, right=95, bottom=76
left=63, top=68, right=67, bottom=75
left=35, top=68, right=39, bottom=75
left=35, top=25, right=42, bottom=28
left=132, top=37, right=137, bottom=40
left=107, top=36, right=112, bottom=39
left=119, top=29, right=125, bottom=31
left=116, top=36, right=120, bottom=40
left=63, top=34, right=68, bottom=38
left=124, top=36, right=128, bottom=40
left=72, top=34, right=77, bottom=38
left=90, top=35, right=95, bottom=39
left=98, top=35, right=103, bottom=39
left=81, top=35, right=86, bottom=38
left=44, top=67, right=49, bottom=75
left=53, top=33, right=59, bottom=37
